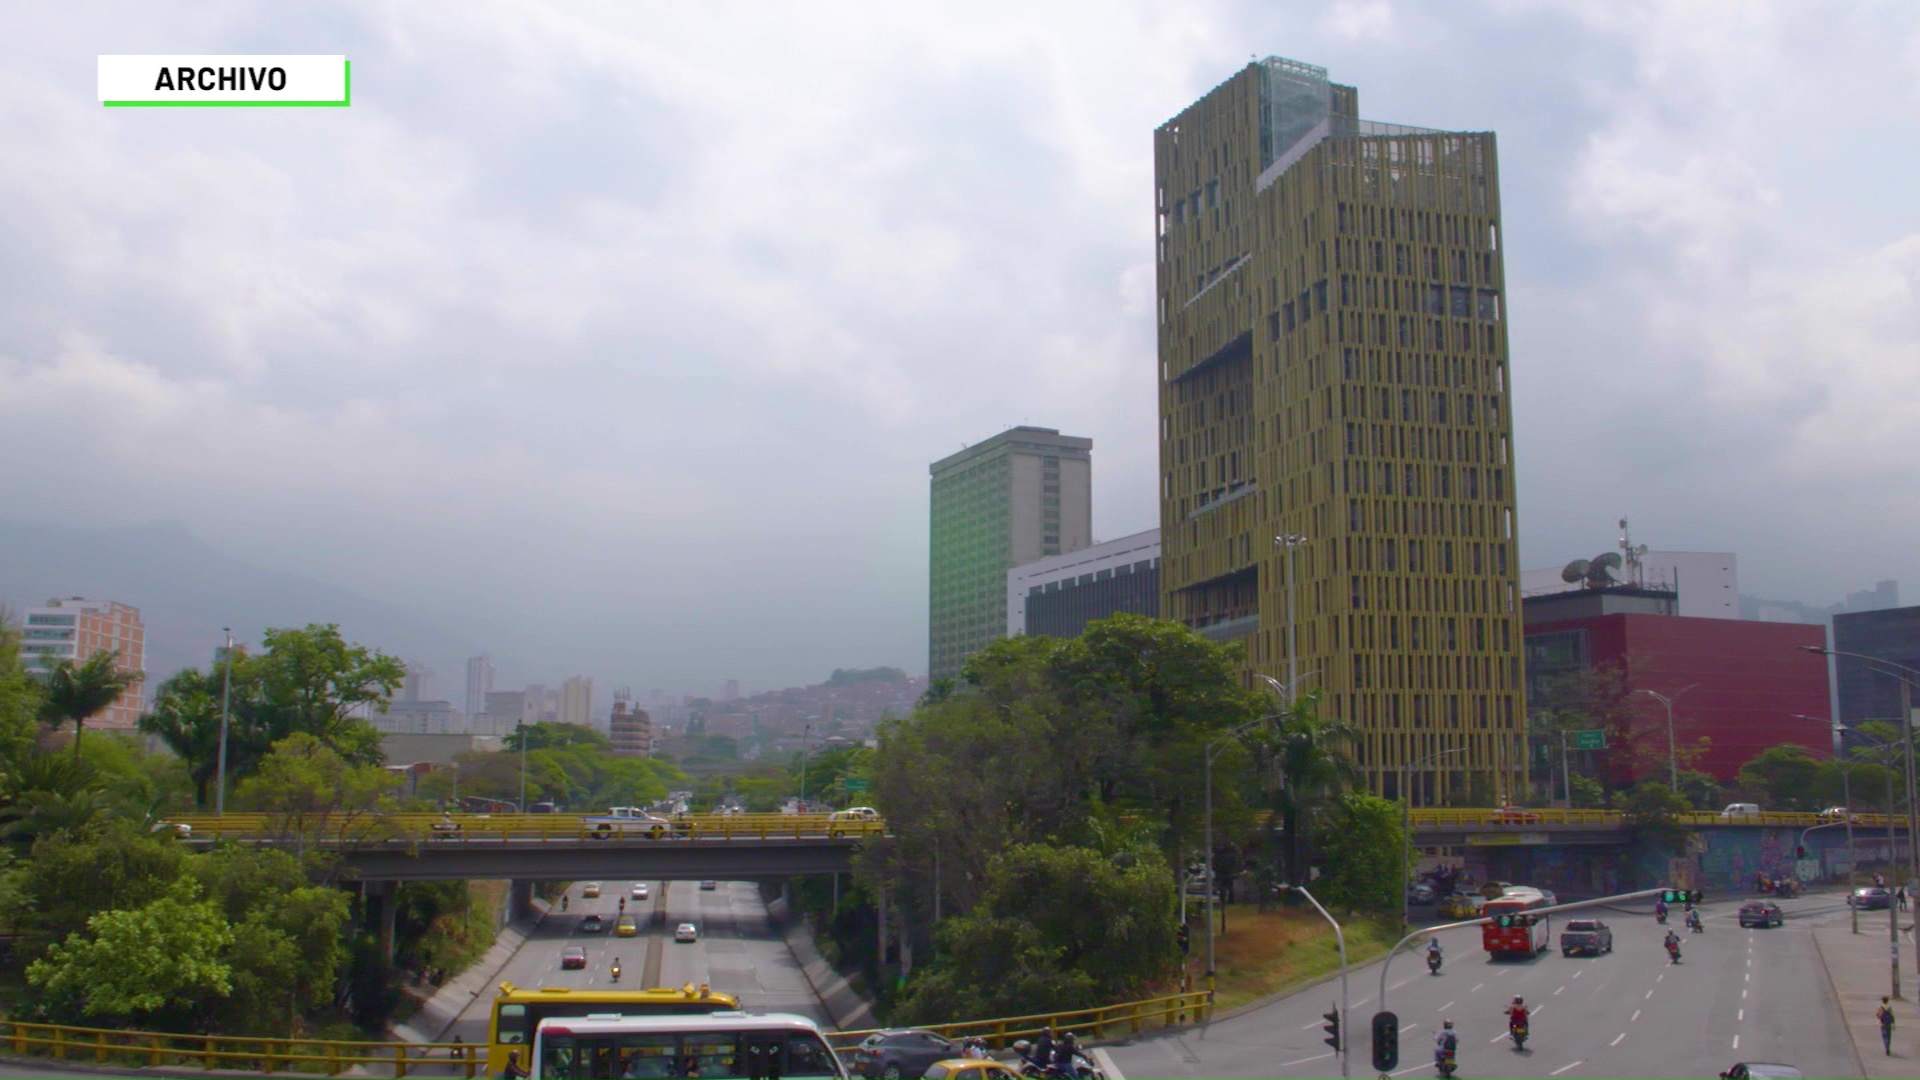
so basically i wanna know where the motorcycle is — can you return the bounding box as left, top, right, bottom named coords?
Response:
left=610, top=963, right=622, bottom=983
left=1666, top=941, right=1682, bottom=964
left=1428, top=951, right=1443, bottom=975
left=1688, top=912, right=1704, bottom=934
left=1436, top=1047, right=1458, bottom=1079
left=1655, top=907, right=1668, bottom=925
left=1510, top=1021, right=1529, bottom=1051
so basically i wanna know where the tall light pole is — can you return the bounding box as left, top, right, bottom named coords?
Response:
left=517, top=717, right=528, bottom=813
left=215, top=628, right=233, bottom=815
left=1282, top=884, right=1350, bottom=1078
left=1635, top=684, right=1698, bottom=790
left=1275, top=534, right=1309, bottom=697
left=1401, top=747, right=1469, bottom=932
left=799, top=722, right=812, bottom=809
left=1204, top=713, right=1275, bottom=998
left=1804, top=647, right=1920, bottom=889
left=1256, top=670, right=1321, bottom=709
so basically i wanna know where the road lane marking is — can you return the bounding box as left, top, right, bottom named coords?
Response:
left=1554, top=985, right=1565, bottom=995
left=1631, top=1010, right=1640, bottom=1022
left=1657, top=972, right=1665, bottom=982
left=1742, top=989, right=1748, bottom=999
left=1471, top=982, right=1485, bottom=992
left=1645, top=989, right=1655, bottom=999
left=1274, top=1052, right=1334, bottom=1067
left=1551, top=1062, right=1583, bottom=1075
left=1440, top=1001, right=1455, bottom=1011
left=1738, top=1009, right=1744, bottom=1021
left=1573, top=968, right=1584, bottom=978
left=1733, top=1035, right=1740, bottom=1050
left=1392, top=979, right=1410, bottom=990
left=1610, top=1034, right=1625, bottom=1046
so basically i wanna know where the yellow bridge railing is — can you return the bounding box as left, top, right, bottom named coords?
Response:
left=1406, top=807, right=1902, bottom=829
left=0, top=991, right=1213, bottom=1077
left=161, top=811, right=889, bottom=843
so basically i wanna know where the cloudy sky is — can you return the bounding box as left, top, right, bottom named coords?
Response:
left=2, top=0, right=1916, bottom=697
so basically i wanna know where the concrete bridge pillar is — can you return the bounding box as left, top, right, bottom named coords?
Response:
left=365, top=881, right=399, bottom=962
left=509, top=879, right=536, bottom=923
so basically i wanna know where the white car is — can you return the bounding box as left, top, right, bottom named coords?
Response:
left=830, top=806, right=881, bottom=821
left=631, top=883, right=650, bottom=900
left=674, top=922, right=698, bottom=943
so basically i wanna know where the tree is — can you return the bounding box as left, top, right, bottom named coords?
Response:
left=1313, top=792, right=1405, bottom=914
left=1734, top=745, right=1823, bottom=811
left=25, top=878, right=234, bottom=1027
left=502, top=721, right=611, bottom=754
left=1674, top=769, right=1723, bottom=812
left=0, top=823, right=190, bottom=964
left=250, top=625, right=403, bottom=766
left=0, top=609, right=44, bottom=763
left=38, top=650, right=144, bottom=760
left=233, top=733, right=402, bottom=861
left=895, top=843, right=1177, bottom=1021
left=1244, top=691, right=1360, bottom=886
left=1619, top=781, right=1692, bottom=853
left=138, top=667, right=228, bottom=808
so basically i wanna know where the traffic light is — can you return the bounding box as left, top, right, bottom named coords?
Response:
left=1176, top=924, right=1191, bottom=955
left=1661, top=889, right=1704, bottom=905
left=1371, top=1011, right=1400, bottom=1072
left=1323, top=1007, right=1342, bottom=1051
left=1796, top=845, right=1806, bottom=858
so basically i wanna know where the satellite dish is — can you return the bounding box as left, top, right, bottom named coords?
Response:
left=1561, top=560, right=1590, bottom=584
left=1585, top=551, right=1622, bottom=588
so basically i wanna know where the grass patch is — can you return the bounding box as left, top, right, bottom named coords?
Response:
left=1198, top=904, right=1399, bottom=1013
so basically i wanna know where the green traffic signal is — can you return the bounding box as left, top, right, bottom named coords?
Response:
left=1371, top=1011, right=1400, bottom=1072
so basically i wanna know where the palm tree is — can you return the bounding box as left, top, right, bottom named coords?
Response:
left=38, top=650, right=144, bottom=761
left=1247, top=692, right=1360, bottom=884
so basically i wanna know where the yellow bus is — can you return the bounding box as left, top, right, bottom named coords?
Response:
left=488, top=981, right=740, bottom=1076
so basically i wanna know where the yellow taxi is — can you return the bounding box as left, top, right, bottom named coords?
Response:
left=615, top=915, right=639, bottom=937
left=922, top=1061, right=1022, bottom=1079
left=1438, top=893, right=1484, bottom=920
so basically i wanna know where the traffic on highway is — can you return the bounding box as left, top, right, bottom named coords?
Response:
left=1108, top=888, right=1863, bottom=1080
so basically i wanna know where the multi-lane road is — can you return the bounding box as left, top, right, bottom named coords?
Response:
left=1110, top=892, right=1863, bottom=1079
left=437, top=877, right=833, bottom=1044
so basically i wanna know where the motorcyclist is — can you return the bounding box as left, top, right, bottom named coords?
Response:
left=1033, top=1030, right=1056, bottom=1073
left=1664, top=928, right=1682, bottom=959
left=1506, top=996, right=1529, bottom=1034
left=611, top=957, right=622, bottom=982
left=1686, top=907, right=1703, bottom=932
left=560, top=894, right=569, bottom=912
left=1655, top=897, right=1668, bottom=922
left=1054, top=1032, right=1080, bottom=1077
left=1433, top=1020, right=1458, bottom=1065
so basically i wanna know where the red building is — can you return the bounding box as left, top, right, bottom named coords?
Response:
left=1524, top=588, right=1830, bottom=784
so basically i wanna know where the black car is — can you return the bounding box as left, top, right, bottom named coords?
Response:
left=849, top=1029, right=958, bottom=1079
left=1739, top=900, right=1784, bottom=928
left=1559, top=919, right=1613, bottom=956
left=1849, top=886, right=1892, bottom=910
left=579, top=914, right=604, bottom=933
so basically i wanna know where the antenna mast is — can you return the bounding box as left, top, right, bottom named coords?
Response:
left=1618, top=517, right=1648, bottom=588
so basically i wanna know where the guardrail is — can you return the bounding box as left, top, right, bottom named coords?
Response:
left=0, top=992, right=1212, bottom=1077
left=0, top=1019, right=482, bottom=1077
left=1406, top=807, right=1903, bottom=830
left=161, top=812, right=889, bottom=843
left=827, top=991, right=1213, bottom=1052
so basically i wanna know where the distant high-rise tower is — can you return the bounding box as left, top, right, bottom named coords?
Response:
left=929, top=426, right=1093, bottom=682
left=401, top=662, right=431, bottom=703
left=465, top=654, right=494, bottom=718
left=559, top=675, right=593, bottom=728
left=723, top=679, right=740, bottom=702
left=1155, top=58, right=1525, bottom=804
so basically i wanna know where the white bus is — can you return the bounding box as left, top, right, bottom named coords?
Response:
left=527, top=1012, right=847, bottom=1079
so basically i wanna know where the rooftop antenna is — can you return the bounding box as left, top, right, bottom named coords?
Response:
left=1618, top=517, right=1648, bottom=588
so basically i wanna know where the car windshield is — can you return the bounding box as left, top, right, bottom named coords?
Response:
left=1566, top=921, right=1598, bottom=931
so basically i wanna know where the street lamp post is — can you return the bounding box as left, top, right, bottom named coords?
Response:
left=1804, top=644, right=1920, bottom=993
left=1635, top=685, right=1698, bottom=790
left=1203, top=714, right=1275, bottom=998
left=1401, top=747, right=1469, bottom=932
left=1275, top=534, right=1309, bottom=697
left=517, top=718, right=528, bottom=813
left=215, top=628, right=233, bottom=815
left=1283, top=884, right=1349, bottom=1078
left=1256, top=670, right=1321, bottom=709
left=799, top=722, right=812, bottom=809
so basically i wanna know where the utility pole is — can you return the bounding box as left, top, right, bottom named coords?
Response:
left=215, top=628, right=234, bottom=814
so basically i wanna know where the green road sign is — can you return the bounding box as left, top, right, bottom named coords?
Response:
left=843, top=777, right=871, bottom=792
left=1572, top=730, right=1608, bottom=751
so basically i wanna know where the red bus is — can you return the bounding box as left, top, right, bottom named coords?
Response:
left=1482, top=887, right=1552, bottom=958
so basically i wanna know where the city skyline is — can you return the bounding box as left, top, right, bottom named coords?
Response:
left=2, top=3, right=1917, bottom=691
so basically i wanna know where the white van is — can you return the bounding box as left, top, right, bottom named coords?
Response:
left=1720, top=803, right=1762, bottom=819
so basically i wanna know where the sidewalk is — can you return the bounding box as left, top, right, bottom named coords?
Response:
left=392, top=898, right=551, bottom=1044
left=767, top=895, right=876, bottom=1031
left=1811, top=909, right=1917, bottom=1079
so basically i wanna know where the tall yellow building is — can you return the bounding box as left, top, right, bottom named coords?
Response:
left=1155, top=57, right=1525, bottom=805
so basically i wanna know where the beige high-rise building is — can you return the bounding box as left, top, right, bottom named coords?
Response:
left=1155, top=57, right=1526, bottom=804
left=610, top=698, right=653, bottom=757
left=20, top=597, right=146, bottom=730
left=559, top=675, right=593, bottom=729
left=929, top=426, right=1092, bottom=682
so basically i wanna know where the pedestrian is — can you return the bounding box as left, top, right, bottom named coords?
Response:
left=1899, top=885, right=1910, bottom=912
left=1877, top=996, right=1896, bottom=1056
left=501, top=1049, right=530, bottom=1079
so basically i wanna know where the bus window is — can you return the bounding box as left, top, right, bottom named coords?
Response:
left=498, top=1002, right=529, bottom=1045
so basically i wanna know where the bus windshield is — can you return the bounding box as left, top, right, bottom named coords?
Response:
left=489, top=985, right=741, bottom=1076
left=533, top=1016, right=843, bottom=1079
